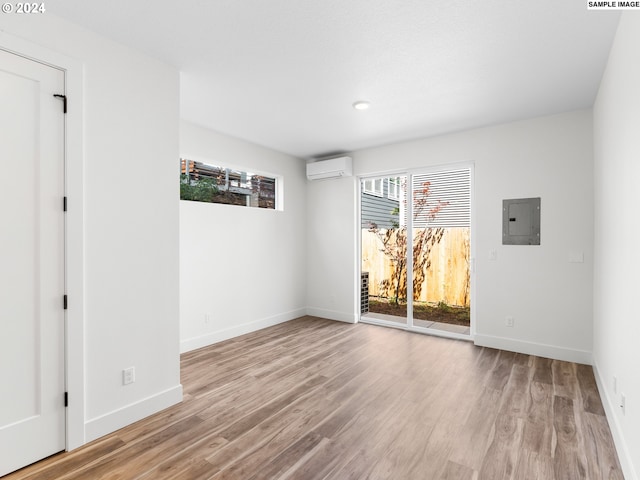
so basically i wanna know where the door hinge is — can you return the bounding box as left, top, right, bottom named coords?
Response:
left=63, top=295, right=68, bottom=310
left=63, top=196, right=67, bottom=212
left=53, top=94, right=67, bottom=114
left=64, top=392, right=68, bottom=407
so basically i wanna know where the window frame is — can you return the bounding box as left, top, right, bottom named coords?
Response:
left=180, top=157, right=283, bottom=211
left=363, top=178, right=384, bottom=197
left=387, top=177, right=401, bottom=200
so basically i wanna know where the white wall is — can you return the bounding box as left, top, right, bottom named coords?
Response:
left=0, top=14, right=182, bottom=444
left=593, top=12, right=640, bottom=480
left=307, top=110, right=594, bottom=362
left=306, top=176, right=359, bottom=323
left=180, top=121, right=307, bottom=352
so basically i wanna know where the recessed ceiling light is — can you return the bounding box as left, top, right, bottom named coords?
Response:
left=352, top=101, right=371, bottom=110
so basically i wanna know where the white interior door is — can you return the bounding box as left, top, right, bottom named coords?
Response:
left=0, top=49, right=66, bottom=476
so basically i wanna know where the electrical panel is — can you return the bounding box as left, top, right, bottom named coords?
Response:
left=502, top=197, right=540, bottom=245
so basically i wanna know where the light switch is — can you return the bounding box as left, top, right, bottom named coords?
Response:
left=568, top=251, right=584, bottom=263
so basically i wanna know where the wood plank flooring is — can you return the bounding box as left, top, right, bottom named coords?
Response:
left=4, top=317, right=624, bottom=479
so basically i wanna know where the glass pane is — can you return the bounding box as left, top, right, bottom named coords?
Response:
left=180, top=158, right=277, bottom=209
left=361, top=176, right=408, bottom=325
left=411, top=170, right=471, bottom=334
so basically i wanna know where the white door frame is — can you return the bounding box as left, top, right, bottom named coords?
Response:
left=357, top=162, right=476, bottom=341
left=0, top=33, right=86, bottom=450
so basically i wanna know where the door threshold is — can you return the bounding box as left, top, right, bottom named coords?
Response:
left=359, top=315, right=473, bottom=342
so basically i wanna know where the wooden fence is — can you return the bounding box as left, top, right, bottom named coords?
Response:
left=362, top=227, right=470, bottom=307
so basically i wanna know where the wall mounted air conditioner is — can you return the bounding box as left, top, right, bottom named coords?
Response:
left=306, top=156, right=353, bottom=180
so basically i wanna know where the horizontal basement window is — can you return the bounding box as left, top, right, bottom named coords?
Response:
left=180, top=158, right=279, bottom=210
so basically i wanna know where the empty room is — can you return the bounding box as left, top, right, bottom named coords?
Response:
left=1, top=1, right=638, bottom=479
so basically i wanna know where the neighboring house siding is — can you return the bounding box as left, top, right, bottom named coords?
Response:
left=361, top=179, right=400, bottom=229
left=412, top=168, right=470, bottom=228
left=361, top=169, right=470, bottom=229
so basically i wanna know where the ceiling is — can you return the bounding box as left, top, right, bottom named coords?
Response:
left=50, top=0, right=620, bottom=159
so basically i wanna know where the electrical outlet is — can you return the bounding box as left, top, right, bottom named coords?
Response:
left=489, top=249, right=497, bottom=261
left=620, top=394, right=626, bottom=415
left=204, top=313, right=210, bottom=325
left=505, top=316, right=515, bottom=327
left=123, top=367, right=135, bottom=385
left=613, top=376, right=617, bottom=394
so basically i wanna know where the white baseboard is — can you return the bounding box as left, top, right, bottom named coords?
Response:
left=180, top=308, right=307, bottom=353
left=84, top=384, right=183, bottom=444
left=593, top=362, right=639, bottom=480
left=474, top=334, right=592, bottom=364
left=305, top=307, right=357, bottom=324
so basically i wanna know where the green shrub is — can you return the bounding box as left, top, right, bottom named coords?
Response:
left=180, top=174, right=219, bottom=202
left=437, top=301, right=452, bottom=312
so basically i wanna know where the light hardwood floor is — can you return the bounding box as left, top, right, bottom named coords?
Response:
left=5, top=317, right=623, bottom=479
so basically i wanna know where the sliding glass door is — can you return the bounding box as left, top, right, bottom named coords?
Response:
left=360, top=167, right=472, bottom=337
